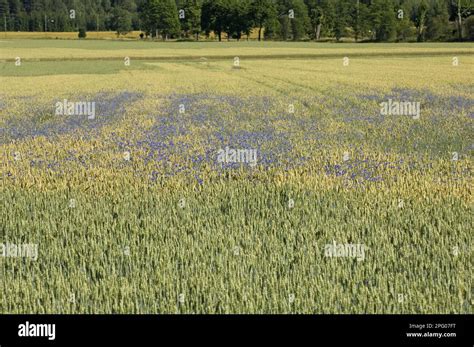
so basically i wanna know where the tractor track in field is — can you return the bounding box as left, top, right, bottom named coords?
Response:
left=1, top=50, right=473, bottom=63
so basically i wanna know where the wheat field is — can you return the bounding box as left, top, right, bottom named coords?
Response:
left=0, top=40, right=472, bottom=313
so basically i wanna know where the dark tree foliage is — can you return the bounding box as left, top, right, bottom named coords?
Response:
left=0, top=0, right=472, bottom=41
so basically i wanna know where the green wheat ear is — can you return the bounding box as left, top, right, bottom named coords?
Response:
left=37, top=111, right=55, bottom=124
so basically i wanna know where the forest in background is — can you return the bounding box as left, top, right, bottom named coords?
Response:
left=0, top=0, right=473, bottom=41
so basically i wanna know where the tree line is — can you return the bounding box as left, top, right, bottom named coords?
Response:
left=0, top=0, right=473, bottom=41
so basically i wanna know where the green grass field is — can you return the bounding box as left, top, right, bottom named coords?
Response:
left=0, top=40, right=473, bottom=313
